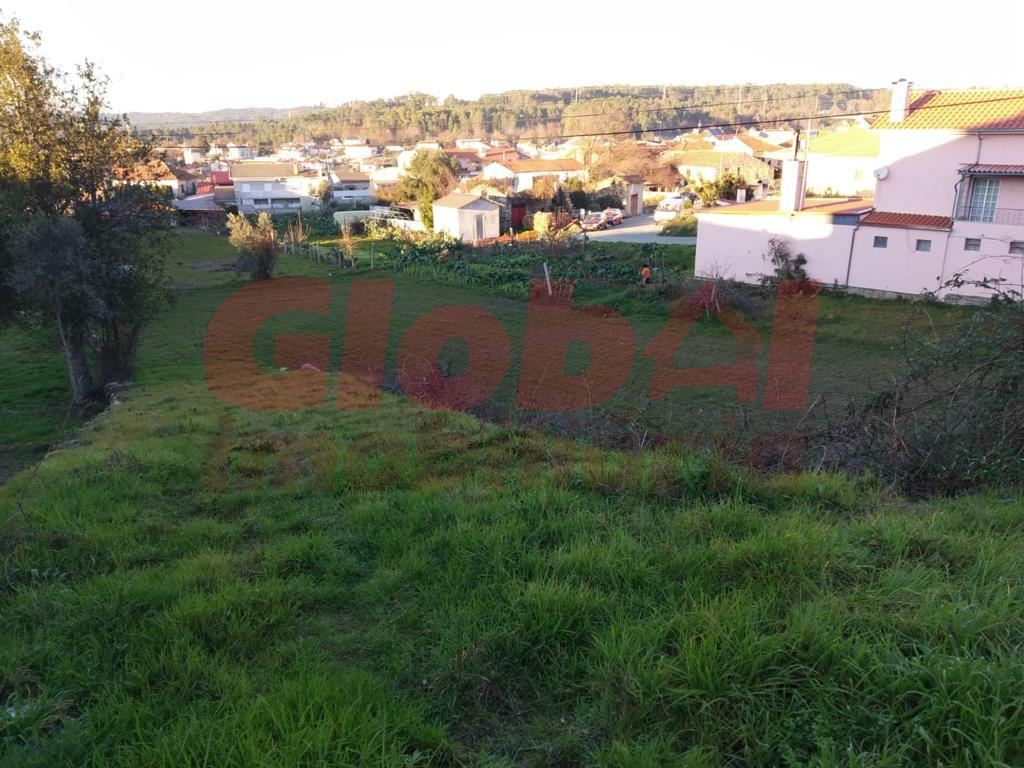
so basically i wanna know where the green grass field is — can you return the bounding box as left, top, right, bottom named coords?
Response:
left=2, top=229, right=1022, bottom=766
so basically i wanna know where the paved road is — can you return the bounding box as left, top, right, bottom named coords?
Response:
left=584, top=213, right=696, bottom=245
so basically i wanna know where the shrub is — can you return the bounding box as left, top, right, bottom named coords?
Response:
left=817, top=282, right=1024, bottom=495
left=228, top=212, right=279, bottom=281
left=758, top=236, right=808, bottom=287
left=660, top=213, right=697, bottom=237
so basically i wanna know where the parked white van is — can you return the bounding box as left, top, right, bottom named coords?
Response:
left=653, top=194, right=698, bottom=223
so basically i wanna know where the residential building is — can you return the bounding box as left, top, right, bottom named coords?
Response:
left=276, top=145, right=307, bottom=162
left=182, top=145, right=207, bottom=165
left=481, top=145, right=524, bottom=164
left=369, top=166, right=403, bottom=196
left=593, top=175, right=646, bottom=217
left=713, top=133, right=786, bottom=158
left=515, top=142, right=541, bottom=158
left=694, top=81, right=1024, bottom=299
left=226, top=143, right=255, bottom=161
left=230, top=162, right=324, bottom=212
left=118, top=160, right=199, bottom=198
left=343, top=144, right=380, bottom=160
left=481, top=159, right=588, bottom=194
left=771, top=128, right=880, bottom=196
left=454, top=138, right=489, bottom=152
left=444, top=149, right=483, bottom=175
left=331, top=170, right=373, bottom=204
left=750, top=128, right=798, bottom=147
left=432, top=193, right=501, bottom=242
left=674, top=150, right=774, bottom=186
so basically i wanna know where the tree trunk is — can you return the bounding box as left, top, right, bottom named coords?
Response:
left=64, top=335, right=96, bottom=404
left=56, top=310, right=96, bottom=404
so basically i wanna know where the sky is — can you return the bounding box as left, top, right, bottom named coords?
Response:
left=4, top=0, right=1024, bottom=114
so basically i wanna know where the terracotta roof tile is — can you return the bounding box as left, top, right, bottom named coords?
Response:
left=230, top=162, right=300, bottom=179
left=960, top=163, right=1024, bottom=176
left=871, top=90, right=1024, bottom=131
left=674, top=151, right=772, bottom=171
left=737, top=134, right=784, bottom=153
left=119, top=159, right=177, bottom=182
left=489, top=159, right=585, bottom=173
left=860, top=211, right=952, bottom=230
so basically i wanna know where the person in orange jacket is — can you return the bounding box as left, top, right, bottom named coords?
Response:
left=640, top=263, right=652, bottom=285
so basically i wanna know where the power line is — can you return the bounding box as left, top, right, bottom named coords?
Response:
left=139, top=93, right=1024, bottom=151
left=512, top=93, right=1024, bottom=142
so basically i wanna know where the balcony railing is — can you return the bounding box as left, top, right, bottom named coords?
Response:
left=955, top=206, right=1024, bottom=225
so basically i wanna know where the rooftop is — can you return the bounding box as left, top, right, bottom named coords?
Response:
left=119, top=159, right=178, bottom=183
left=807, top=128, right=880, bottom=157
left=488, top=158, right=585, bottom=173
left=230, top=162, right=301, bottom=179
left=673, top=150, right=772, bottom=170
left=696, top=197, right=874, bottom=217
left=871, top=89, right=1024, bottom=131
left=736, top=133, right=785, bottom=154
left=433, top=193, right=500, bottom=209
left=860, top=211, right=953, bottom=230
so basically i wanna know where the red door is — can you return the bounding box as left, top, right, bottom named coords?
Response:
left=511, top=204, right=526, bottom=229
left=629, top=193, right=639, bottom=216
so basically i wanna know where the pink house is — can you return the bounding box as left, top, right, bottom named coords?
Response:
left=695, top=81, right=1024, bottom=299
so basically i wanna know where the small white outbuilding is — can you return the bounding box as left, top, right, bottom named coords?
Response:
left=432, top=193, right=501, bottom=242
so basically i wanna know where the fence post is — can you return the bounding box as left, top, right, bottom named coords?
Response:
left=370, top=241, right=375, bottom=270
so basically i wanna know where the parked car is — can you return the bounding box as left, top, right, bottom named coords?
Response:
left=581, top=211, right=607, bottom=231
left=602, top=208, right=623, bottom=226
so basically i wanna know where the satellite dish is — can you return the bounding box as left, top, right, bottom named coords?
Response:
left=874, top=166, right=890, bottom=180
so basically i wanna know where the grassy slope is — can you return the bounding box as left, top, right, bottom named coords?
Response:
left=2, top=230, right=1022, bottom=766
left=0, top=327, right=79, bottom=484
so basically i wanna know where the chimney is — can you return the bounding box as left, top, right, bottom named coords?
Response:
left=779, top=159, right=807, bottom=212
left=889, top=79, right=912, bottom=123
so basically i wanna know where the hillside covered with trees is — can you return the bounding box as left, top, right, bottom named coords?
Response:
left=143, top=83, right=888, bottom=148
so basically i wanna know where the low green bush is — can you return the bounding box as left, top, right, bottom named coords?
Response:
left=660, top=213, right=697, bottom=237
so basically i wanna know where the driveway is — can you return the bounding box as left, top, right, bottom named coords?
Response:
left=584, top=213, right=696, bottom=245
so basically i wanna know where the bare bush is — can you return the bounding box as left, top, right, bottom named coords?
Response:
left=813, top=280, right=1024, bottom=495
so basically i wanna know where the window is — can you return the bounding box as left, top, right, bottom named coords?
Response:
left=966, top=178, right=1000, bottom=222
left=915, top=239, right=932, bottom=252
left=252, top=198, right=268, bottom=206
left=964, top=238, right=981, bottom=251
left=873, top=235, right=888, bottom=248
left=1011, top=241, right=1024, bottom=255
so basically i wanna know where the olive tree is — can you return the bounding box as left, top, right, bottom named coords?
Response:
left=228, top=212, right=280, bottom=280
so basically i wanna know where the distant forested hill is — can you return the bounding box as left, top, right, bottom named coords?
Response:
left=127, top=106, right=318, bottom=130
left=137, top=83, right=888, bottom=148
